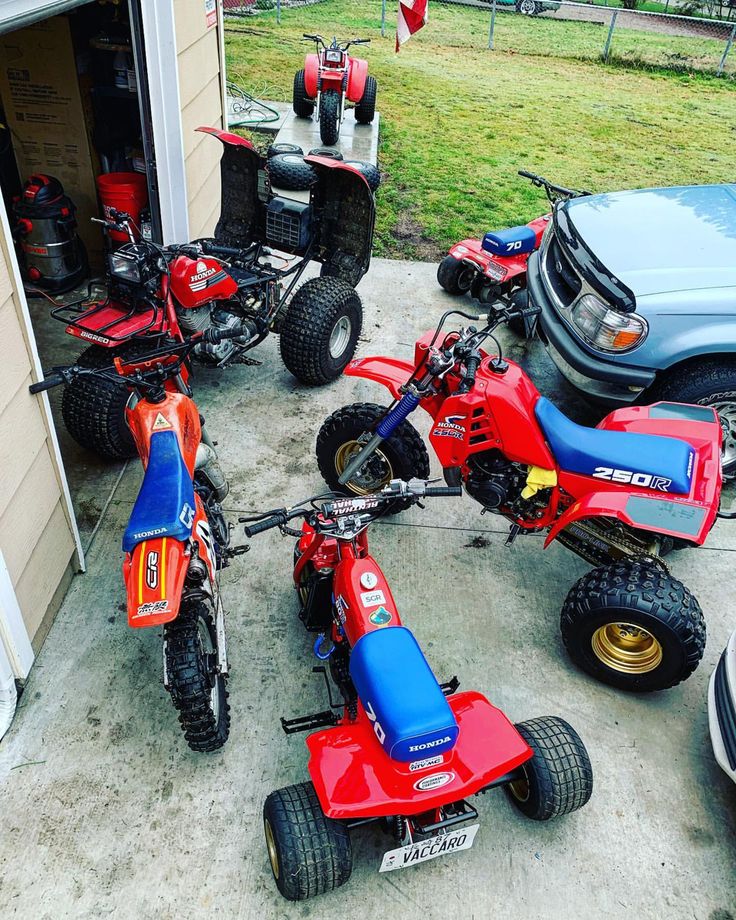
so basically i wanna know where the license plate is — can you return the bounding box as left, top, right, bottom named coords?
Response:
left=378, top=824, right=480, bottom=873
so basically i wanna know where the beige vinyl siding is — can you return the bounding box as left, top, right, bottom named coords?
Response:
left=174, top=0, right=225, bottom=239
left=0, top=243, right=75, bottom=644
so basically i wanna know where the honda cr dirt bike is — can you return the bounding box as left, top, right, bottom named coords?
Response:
left=30, top=329, right=249, bottom=751
left=437, top=171, right=589, bottom=334
left=243, top=479, right=593, bottom=901
left=294, top=35, right=377, bottom=146
left=54, top=127, right=374, bottom=460
left=316, top=301, right=724, bottom=692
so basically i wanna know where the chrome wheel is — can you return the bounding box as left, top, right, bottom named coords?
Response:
left=519, top=0, right=537, bottom=13
left=712, top=398, right=736, bottom=478
left=509, top=770, right=530, bottom=803
left=264, top=819, right=280, bottom=879
left=329, top=315, right=352, bottom=359
left=591, top=622, right=663, bottom=674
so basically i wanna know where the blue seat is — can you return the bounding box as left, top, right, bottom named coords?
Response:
left=350, top=626, right=459, bottom=762
left=535, top=397, right=695, bottom=495
left=482, top=225, right=537, bottom=257
left=122, top=430, right=196, bottom=552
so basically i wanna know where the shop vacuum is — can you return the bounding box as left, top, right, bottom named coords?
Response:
left=12, top=174, right=88, bottom=294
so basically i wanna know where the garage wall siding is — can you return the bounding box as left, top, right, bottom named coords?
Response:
left=0, top=248, right=75, bottom=644
left=174, top=0, right=225, bottom=239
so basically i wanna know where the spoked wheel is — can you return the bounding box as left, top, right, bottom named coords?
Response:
left=507, top=717, right=593, bottom=820
left=263, top=782, right=352, bottom=901
left=164, top=599, right=230, bottom=752
left=437, top=255, right=475, bottom=295
left=316, top=403, right=430, bottom=510
left=560, top=560, right=706, bottom=691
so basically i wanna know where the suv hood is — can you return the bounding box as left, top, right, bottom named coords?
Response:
left=563, top=184, right=736, bottom=299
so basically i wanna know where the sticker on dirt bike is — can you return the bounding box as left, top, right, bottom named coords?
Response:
left=364, top=700, right=386, bottom=745
left=179, top=503, right=195, bottom=528
left=145, top=550, right=159, bottom=590
left=152, top=412, right=172, bottom=431
left=189, top=261, right=217, bottom=291
left=409, top=754, right=443, bottom=772
left=432, top=414, right=466, bottom=441
left=414, top=771, right=454, bottom=792
left=369, top=606, right=392, bottom=626
left=592, top=467, right=673, bottom=492
left=335, top=594, right=349, bottom=625
left=360, top=571, right=379, bottom=590
left=132, top=600, right=170, bottom=618
left=361, top=589, right=386, bottom=608
left=379, top=824, right=479, bottom=873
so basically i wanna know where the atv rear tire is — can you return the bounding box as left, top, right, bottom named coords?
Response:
left=342, top=159, right=381, bottom=192
left=267, top=142, right=303, bottom=158
left=164, top=599, right=230, bottom=752
left=268, top=154, right=318, bottom=192
left=437, top=254, right=475, bottom=294
left=560, top=560, right=706, bottom=691
left=308, top=146, right=343, bottom=160
left=646, top=359, right=736, bottom=479
left=292, top=69, right=314, bottom=118
left=319, top=90, right=341, bottom=146
left=355, top=75, right=377, bottom=124
left=264, top=782, right=352, bottom=901
left=280, top=277, right=362, bottom=385
left=507, top=717, right=593, bottom=820
left=316, top=402, right=430, bottom=509
left=61, top=342, right=150, bottom=460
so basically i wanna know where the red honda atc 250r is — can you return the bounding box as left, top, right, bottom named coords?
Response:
left=437, top=171, right=588, bottom=335
left=243, top=480, right=593, bottom=901
left=53, top=127, right=375, bottom=460
left=30, top=330, right=249, bottom=751
left=316, top=301, right=725, bottom=693
left=294, top=35, right=377, bottom=146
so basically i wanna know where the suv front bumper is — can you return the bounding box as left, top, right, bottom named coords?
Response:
left=527, top=251, right=656, bottom=406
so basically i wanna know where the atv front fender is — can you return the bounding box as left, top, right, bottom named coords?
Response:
left=304, top=53, right=320, bottom=98
left=346, top=57, right=368, bottom=102
left=344, top=355, right=415, bottom=400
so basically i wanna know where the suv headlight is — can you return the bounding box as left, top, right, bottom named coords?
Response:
left=570, top=294, right=647, bottom=352
left=108, top=250, right=142, bottom=284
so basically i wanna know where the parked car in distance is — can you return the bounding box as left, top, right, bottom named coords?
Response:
left=526, top=183, right=736, bottom=477
left=709, top=628, right=736, bottom=784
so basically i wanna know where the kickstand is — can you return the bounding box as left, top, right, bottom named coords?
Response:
left=505, top=523, right=521, bottom=546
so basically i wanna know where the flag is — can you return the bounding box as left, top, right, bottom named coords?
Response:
left=397, top=0, right=428, bottom=51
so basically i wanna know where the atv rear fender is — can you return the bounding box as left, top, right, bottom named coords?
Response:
left=304, top=52, right=319, bottom=97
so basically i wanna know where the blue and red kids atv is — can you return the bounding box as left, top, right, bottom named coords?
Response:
left=437, top=170, right=588, bottom=332
left=243, top=480, right=593, bottom=900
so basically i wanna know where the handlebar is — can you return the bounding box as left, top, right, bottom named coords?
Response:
left=29, top=372, right=65, bottom=395
left=517, top=169, right=589, bottom=202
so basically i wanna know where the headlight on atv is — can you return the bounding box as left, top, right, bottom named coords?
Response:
left=108, top=249, right=142, bottom=284
left=325, top=50, right=344, bottom=64
left=570, top=294, right=647, bottom=353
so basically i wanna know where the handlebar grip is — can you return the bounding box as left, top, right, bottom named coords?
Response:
left=459, top=355, right=480, bottom=393
left=424, top=486, right=462, bottom=497
left=244, top=514, right=285, bottom=537
left=201, top=240, right=244, bottom=258
left=29, top=373, right=65, bottom=394
left=518, top=170, right=537, bottom=180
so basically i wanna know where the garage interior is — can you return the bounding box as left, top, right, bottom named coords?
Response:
left=0, top=1, right=160, bottom=551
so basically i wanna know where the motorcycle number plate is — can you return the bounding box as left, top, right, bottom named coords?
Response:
left=378, top=824, right=479, bottom=873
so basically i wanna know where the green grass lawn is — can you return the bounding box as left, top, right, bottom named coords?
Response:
left=226, top=0, right=736, bottom=259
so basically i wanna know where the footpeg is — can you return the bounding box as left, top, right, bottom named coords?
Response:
left=440, top=676, right=460, bottom=696
left=224, top=543, right=249, bottom=559
left=280, top=710, right=340, bottom=734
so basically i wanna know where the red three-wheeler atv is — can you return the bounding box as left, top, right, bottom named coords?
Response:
left=243, top=480, right=593, bottom=900
left=316, top=301, right=723, bottom=693
left=294, top=35, right=377, bottom=146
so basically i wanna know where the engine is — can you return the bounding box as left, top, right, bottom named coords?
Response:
left=176, top=304, right=259, bottom=364
left=465, top=449, right=525, bottom=510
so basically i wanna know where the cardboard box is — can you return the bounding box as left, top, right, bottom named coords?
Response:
left=0, top=15, right=103, bottom=264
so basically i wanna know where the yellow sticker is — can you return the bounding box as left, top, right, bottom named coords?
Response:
left=152, top=412, right=172, bottom=430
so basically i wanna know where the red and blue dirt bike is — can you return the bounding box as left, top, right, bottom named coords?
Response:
left=243, top=479, right=593, bottom=900
left=294, top=35, right=377, bottom=146
left=30, top=330, right=249, bottom=751
left=316, top=300, right=725, bottom=692
left=437, top=170, right=589, bottom=332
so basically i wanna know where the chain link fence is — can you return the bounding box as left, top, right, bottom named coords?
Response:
left=224, top=0, right=736, bottom=77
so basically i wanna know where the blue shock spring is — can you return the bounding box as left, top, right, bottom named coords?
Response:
left=376, top=391, right=421, bottom=439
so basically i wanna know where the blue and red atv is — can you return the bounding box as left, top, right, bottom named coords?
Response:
left=437, top=170, right=589, bottom=333
left=243, top=480, right=593, bottom=900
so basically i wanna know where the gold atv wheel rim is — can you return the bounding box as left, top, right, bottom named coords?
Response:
left=591, top=622, right=663, bottom=674
left=265, top=819, right=279, bottom=879
left=509, top=770, right=530, bottom=803
left=334, top=440, right=394, bottom=494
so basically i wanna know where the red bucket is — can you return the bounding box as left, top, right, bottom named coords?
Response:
left=96, top=172, right=148, bottom=241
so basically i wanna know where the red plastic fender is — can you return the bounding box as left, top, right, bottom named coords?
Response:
left=124, top=537, right=189, bottom=628
left=195, top=124, right=257, bottom=151
left=304, top=53, right=320, bottom=98
left=346, top=57, right=368, bottom=103
left=344, top=355, right=416, bottom=401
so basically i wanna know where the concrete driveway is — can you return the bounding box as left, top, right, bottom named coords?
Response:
left=1, top=258, right=735, bottom=919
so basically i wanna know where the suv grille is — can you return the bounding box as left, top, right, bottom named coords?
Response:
left=543, top=234, right=582, bottom=308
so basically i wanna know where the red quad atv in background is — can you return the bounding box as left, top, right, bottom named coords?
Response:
left=437, top=171, right=589, bottom=335
left=316, top=300, right=725, bottom=693
left=30, top=330, right=250, bottom=751
left=52, top=127, right=375, bottom=460
left=243, top=480, right=593, bottom=901
left=294, top=34, right=377, bottom=146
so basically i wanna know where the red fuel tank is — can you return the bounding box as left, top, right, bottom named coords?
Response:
left=169, top=254, right=238, bottom=309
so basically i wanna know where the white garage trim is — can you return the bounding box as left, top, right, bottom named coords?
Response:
left=0, top=0, right=91, bottom=34
left=137, top=0, right=190, bottom=244
left=0, top=549, right=34, bottom=680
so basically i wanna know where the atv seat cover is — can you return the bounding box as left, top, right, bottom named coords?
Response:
left=349, top=625, right=459, bottom=762
left=535, top=397, right=694, bottom=495
left=482, top=225, right=536, bottom=257
left=122, top=430, right=196, bottom=552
